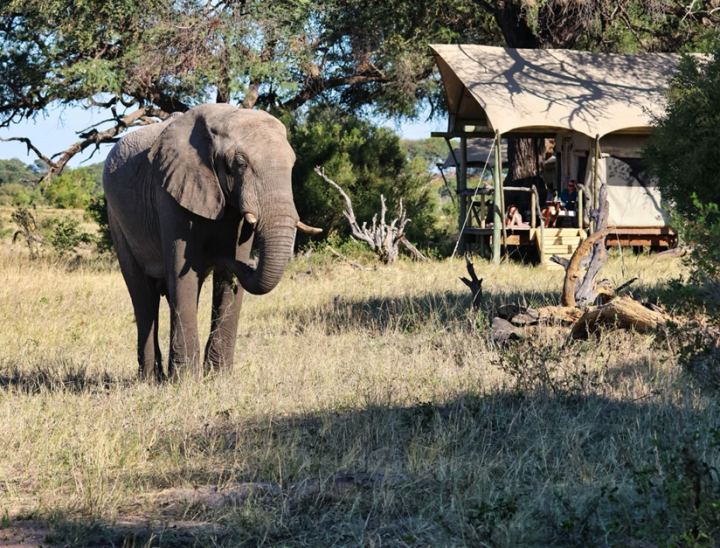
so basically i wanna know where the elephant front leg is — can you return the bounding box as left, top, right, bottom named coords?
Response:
left=204, top=268, right=244, bottom=371
left=167, top=270, right=203, bottom=380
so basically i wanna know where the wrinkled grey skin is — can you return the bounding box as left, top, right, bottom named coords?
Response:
left=104, top=104, right=300, bottom=381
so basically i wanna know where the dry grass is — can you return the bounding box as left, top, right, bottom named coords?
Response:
left=0, top=244, right=718, bottom=547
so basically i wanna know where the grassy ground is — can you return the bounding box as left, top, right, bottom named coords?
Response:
left=0, top=245, right=718, bottom=547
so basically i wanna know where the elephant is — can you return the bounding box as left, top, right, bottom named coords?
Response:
left=103, top=103, right=320, bottom=381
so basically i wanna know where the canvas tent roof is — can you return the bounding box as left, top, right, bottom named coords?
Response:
left=441, top=138, right=508, bottom=169
left=430, top=44, right=682, bottom=138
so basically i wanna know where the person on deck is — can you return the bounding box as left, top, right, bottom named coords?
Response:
left=559, top=179, right=578, bottom=206
left=505, top=205, right=523, bottom=227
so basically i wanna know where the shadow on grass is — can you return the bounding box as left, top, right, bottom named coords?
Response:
left=0, top=358, right=131, bottom=394
left=266, top=287, right=563, bottom=335
left=22, top=366, right=720, bottom=547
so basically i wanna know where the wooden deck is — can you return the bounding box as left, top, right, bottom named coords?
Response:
left=462, top=226, right=587, bottom=269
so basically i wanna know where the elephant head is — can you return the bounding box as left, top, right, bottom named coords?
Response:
left=149, top=104, right=319, bottom=295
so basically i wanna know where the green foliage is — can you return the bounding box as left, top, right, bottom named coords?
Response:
left=0, top=158, right=43, bottom=205
left=43, top=217, right=93, bottom=257
left=44, top=167, right=99, bottom=209
left=0, top=158, right=33, bottom=185
left=287, top=105, right=440, bottom=247
left=644, top=50, right=720, bottom=283
left=85, top=195, right=114, bottom=253
left=0, top=0, right=495, bottom=126
left=401, top=137, right=452, bottom=169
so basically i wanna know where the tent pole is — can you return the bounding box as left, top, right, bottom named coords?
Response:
left=592, top=134, right=599, bottom=233
left=458, top=136, right=467, bottom=254
left=492, top=131, right=502, bottom=264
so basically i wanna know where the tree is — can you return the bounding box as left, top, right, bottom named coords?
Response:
left=3, top=0, right=719, bottom=184
left=1, top=0, right=496, bottom=178
left=44, top=167, right=97, bottom=208
left=0, top=158, right=33, bottom=185
left=644, top=49, right=720, bottom=280
left=286, top=105, right=440, bottom=246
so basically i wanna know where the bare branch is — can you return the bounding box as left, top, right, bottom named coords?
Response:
left=316, top=165, right=419, bottom=264
left=0, top=137, right=58, bottom=169
left=314, top=166, right=376, bottom=248
left=459, top=253, right=483, bottom=310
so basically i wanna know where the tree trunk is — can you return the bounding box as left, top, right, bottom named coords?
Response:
left=488, top=0, right=596, bottom=187
left=505, top=138, right=546, bottom=184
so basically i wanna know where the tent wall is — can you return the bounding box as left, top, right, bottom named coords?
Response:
left=605, top=157, right=669, bottom=227
left=555, top=131, right=669, bottom=228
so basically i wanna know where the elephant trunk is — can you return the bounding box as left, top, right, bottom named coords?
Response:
left=220, top=211, right=296, bottom=296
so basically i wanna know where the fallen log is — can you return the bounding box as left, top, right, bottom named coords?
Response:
left=535, top=306, right=584, bottom=325
left=571, top=295, right=669, bottom=339
left=654, top=246, right=693, bottom=261
left=492, top=317, right=524, bottom=344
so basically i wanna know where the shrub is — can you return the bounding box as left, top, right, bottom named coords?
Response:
left=44, top=217, right=93, bottom=257
left=644, top=50, right=720, bottom=284
left=85, top=195, right=114, bottom=253
left=44, top=167, right=97, bottom=209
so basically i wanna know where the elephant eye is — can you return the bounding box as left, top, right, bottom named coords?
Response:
left=234, top=153, right=247, bottom=170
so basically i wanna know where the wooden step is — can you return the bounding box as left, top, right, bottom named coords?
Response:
left=544, top=228, right=582, bottom=237
left=545, top=236, right=582, bottom=246
left=544, top=244, right=577, bottom=254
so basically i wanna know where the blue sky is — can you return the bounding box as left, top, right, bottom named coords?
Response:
left=0, top=105, right=446, bottom=168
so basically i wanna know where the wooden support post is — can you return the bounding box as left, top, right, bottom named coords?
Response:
left=492, top=131, right=502, bottom=264
left=592, top=134, right=599, bottom=233
left=530, top=190, right=536, bottom=233
left=577, top=188, right=583, bottom=230
left=458, top=136, right=468, bottom=254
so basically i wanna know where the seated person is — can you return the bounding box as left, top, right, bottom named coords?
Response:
left=559, top=179, right=578, bottom=207
left=541, top=202, right=561, bottom=227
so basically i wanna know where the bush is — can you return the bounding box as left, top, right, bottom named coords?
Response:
left=644, top=50, right=720, bottom=284
left=85, top=195, right=114, bottom=253
left=285, top=105, right=441, bottom=250
left=44, top=167, right=97, bottom=209
left=44, top=217, right=93, bottom=257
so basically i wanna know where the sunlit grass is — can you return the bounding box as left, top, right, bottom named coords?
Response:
left=0, top=243, right=716, bottom=547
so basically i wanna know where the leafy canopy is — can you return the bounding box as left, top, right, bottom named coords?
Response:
left=644, top=49, right=720, bottom=279
left=287, top=105, right=440, bottom=246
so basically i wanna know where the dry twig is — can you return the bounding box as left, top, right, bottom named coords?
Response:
left=315, top=166, right=426, bottom=263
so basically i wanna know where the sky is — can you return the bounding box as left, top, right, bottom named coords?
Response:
left=0, top=104, right=447, bottom=168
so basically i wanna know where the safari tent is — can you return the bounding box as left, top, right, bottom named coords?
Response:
left=430, top=44, right=681, bottom=265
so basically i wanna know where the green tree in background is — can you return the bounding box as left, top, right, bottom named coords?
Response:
left=0, top=158, right=44, bottom=205
left=1, top=0, right=495, bottom=177
left=287, top=106, right=439, bottom=246
left=644, top=49, right=720, bottom=280
left=0, top=158, right=33, bottom=185
left=43, top=166, right=99, bottom=209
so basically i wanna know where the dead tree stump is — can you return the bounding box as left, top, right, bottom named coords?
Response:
left=459, top=254, right=483, bottom=310
left=559, top=184, right=611, bottom=308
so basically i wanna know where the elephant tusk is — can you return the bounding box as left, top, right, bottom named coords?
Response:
left=244, top=213, right=257, bottom=226
left=296, top=221, right=322, bottom=235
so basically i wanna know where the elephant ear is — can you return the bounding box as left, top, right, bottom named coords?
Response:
left=148, top=107, right=225, bottom=220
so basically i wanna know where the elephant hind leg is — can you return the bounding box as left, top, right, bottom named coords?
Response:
left=204, top=267, right=244, bottom=372
left=109, top=219, right=164, bottom=382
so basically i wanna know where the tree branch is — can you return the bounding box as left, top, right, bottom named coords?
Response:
left=0, top=137, right=58, bottom=170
